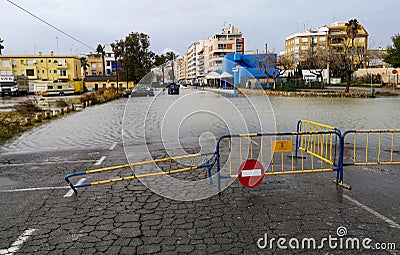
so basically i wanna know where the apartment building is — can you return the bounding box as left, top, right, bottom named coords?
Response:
left=0, top=52, right=82, bottom=82
left=186, top=40, right=208, bottom=81
left=285, top=21, right=369, bottom=67
left=175, top=54, right=187, bottom=82
left=85, top=53, right=104, bottom=76
left=207, top=25, right=244, bottom=72
left=180, top=25, right=245, bottom=84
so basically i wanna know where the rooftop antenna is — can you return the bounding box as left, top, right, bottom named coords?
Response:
left=332, top=13, right=337, bottom=23
left=303, top=20, right=309, bottom=31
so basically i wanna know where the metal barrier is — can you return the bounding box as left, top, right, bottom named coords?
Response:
left=65, top=152, right=216, bottom=194
left=66, top=120, right=400, bottom=195
left=215, top=130, right=345, bottom=193
left=342, top=130, right=400, bottom=166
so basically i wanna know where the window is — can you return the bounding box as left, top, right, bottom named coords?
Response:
left=41, top=60, right=44, bottom=63
left=58, top=70, right=67, bottom=76
left=295, top=38, right=300, bottom=45
left=26, top=69, right=35, bottom=76
left=48, top=60, right=51, bottom=63
left=218, top=44, right=226, bottom=50
left=319, top=36, right=326, bottom=42
left=48, top=85, right=53, bottom=89
left=21, top=70, right=25, bottom=76
left=91, top=63, right=97, bottom=70
left=27, top=60, right=34, bottom=66
left=301, top=46, right=308, bottom=51
left=0, top=70, right=12, bottom=75
left=301, top=37, right=308, bottom=43
left=42, top=70, right=45, bottom=74
left=1, top=60, right=10, bottom=67
left=106, top=61, right=111, bottom=67
left=358, top=38, right=365, bottom=43
left=58, top=85, right=62, bottom=89
left=54, top=70, right=57, bottom=74
left=12, top=60, right=17, bottom=67
left=58, top=59, right=66, bottom=66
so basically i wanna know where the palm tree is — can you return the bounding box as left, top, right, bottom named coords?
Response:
left=165, top=51, right=178, bottom=83
left=80, top=57, right=89, bottom=77
left=0, top=38, right=4, bottom=55
left=344, top=19, right=360, bottom=92
left=96, top=44, right=106, bottom=76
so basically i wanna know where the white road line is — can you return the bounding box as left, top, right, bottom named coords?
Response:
left=0, top=160, right=95, bottom=167
left=0, top=228, right=37, bottom=255
left=0, top=186, right=69, bottom=193
left=95, top=156, right=106, bottom=166
left=343, top=194, right=400, bottom=229
left=109, top=142, right=117, bottom=150
left=64, top=178, right=86, bottom=198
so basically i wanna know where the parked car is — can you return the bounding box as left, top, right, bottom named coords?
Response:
left=129, top=87, right=154, bottom=97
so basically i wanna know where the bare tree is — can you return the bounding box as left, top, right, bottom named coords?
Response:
left=300, top=46, right=330, bottom=87
left=259, top=54, right=293, bottom=89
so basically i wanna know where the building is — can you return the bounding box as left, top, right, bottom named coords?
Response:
left=285, top=21, right=369, bottom=68
left=186, top=40, right=208, bottom=83
left=103, top=44, right=117, bottom=76
left=0, top=52, right=82, bottom=82
left=175, top=54, right=188, bottom=83
left=180, top=24, right=245, bottom=84
left=207, top=25, right=244, bottom=73
left=85, top=53, right=104, bottom=77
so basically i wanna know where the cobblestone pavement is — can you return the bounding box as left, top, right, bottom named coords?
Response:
left=0, top=143, right=399, bottom=254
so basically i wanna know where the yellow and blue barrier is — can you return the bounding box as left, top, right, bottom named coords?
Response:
left=65, top=120, right=400, bottom=195
left=214, top=129, right=344, bottom=194
left=65, top=152, right=216, bottom=194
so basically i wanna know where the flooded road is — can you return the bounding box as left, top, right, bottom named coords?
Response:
left=0, top=88, right=399, bottom=254
left=2, top=88, right=400, bottom=154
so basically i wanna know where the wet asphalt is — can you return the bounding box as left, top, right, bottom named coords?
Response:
left=0, top=95, right=399, bottom=254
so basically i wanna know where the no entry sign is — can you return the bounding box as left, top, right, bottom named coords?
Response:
left=238, top=159, right=265, bottom=188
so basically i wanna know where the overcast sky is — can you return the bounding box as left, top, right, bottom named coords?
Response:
left=0, top=0, right=398, bottom=56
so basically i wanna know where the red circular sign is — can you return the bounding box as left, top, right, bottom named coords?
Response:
left=392, top=70, right=398, bottom=75
left=238, top=159, right=265, bottom=188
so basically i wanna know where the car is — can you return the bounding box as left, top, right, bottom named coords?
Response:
left=168, top=83, right=180, bottom=95
left=129, top=87, right=154, bottom=97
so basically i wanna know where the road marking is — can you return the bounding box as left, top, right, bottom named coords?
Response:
left=0, top=160, right=95, bottom=167
left=109, top=142, right=117, bottom=150
left=95, top=156, right=106, bottom=166
left=0, top=186, right=69, bottom=193
left=343, top=194, right=400, bottom=229
left=0, top=228, right=37, bottom=255
left=64, top=178, right=86, bottom=197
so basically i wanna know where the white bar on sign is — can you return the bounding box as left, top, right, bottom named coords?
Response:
left=241, top=169, right=262, bottom=177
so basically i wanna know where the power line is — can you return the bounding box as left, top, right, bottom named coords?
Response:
left=5, top=0, right=95, bottom=51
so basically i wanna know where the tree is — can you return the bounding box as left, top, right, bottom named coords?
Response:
left=383, top=34, right=400, bottom=68
left=112, top=32, right=155, bottom=85
left=80, top=57, right=89, bottom=77
left=259, top=54, right=293, bottom=89
left=96, top=44, right=106, bottom=76
left=300, top=47, right=330, bottom=87
left=154, top=54, right=168, bottom=85
left=0, top=38, right=4, bottom=55
left=165, top=51, right=179, bottom=83
left=330, top=19, right=364, bottom=92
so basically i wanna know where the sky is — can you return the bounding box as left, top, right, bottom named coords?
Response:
left=0, top=0, right=398, bottom=56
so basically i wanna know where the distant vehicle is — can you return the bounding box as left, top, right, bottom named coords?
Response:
left=34, top=81, right=83, bottom=96
left=168, top=83, right=179, bottom=95
left=0, top=76, right=18, bottom=97
left=129, top=87, right=154, bottom=97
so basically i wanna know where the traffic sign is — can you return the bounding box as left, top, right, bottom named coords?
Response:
left=238, top=159, right=265, bottom=188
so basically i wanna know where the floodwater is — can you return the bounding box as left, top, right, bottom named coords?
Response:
left=1, top=88, right=400, bottom=154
